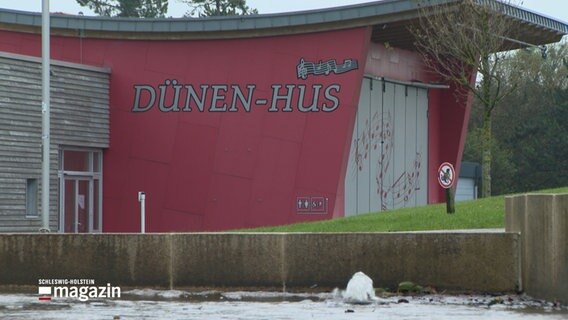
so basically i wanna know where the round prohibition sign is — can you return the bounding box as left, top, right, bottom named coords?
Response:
left=438, top=162, right=456, bottom=189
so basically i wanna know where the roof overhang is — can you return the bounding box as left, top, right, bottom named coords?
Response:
left=370, top=0, right=568, bottom=51
left=0, top=0, right=565, bottom=49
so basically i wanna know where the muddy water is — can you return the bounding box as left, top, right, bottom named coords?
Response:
left=0, top=289, right=566, bottom=319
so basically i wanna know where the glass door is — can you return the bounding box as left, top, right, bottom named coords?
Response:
left=63, top=179, right=76, bottom=233
left=59, top=148, right=102, bottom=233
left=63, top=178, right=92, bottom=233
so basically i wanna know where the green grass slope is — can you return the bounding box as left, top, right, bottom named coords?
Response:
left=242, top=187, right=568, bottom=233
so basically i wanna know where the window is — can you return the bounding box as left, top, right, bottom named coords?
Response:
left=26, top=178, right=38, bottom=217
left=63, top=150, right=91, bottom=172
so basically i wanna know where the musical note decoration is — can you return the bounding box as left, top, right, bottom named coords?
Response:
left=297, top=58, right=359, bottom=80
left=350, top=110, right=422, bottom=210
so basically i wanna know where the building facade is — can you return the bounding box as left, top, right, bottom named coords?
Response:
left=0, top=0, right=566, bottom=232
left=0, top=52, right=109, bottom=232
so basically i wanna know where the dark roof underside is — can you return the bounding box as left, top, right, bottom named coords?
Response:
left=371, top=0, right=567, bottom=51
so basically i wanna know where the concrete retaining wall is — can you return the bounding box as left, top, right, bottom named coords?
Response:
left=506, top=194, right=568, bottom=303
left=0, top=232, right=519, bottom=292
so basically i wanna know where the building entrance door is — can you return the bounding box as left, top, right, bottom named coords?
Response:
left=59, top=149, right=102, bottom=233
left=63, top=178, right=92, bottom=233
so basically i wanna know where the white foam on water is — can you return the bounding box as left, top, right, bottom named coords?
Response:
left=0, top=290, right=566, bottom=319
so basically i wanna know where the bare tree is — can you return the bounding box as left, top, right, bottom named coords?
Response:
left=411, top=0, right=526, bottom=197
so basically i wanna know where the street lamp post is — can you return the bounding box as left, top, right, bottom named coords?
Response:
left=41, top=0, right=51, bottom=232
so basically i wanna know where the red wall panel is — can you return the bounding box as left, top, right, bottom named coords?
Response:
left=164, top=123, right=218, bottom=219
left=204, top=173, right=254, bottom=230
left=249, top=137, right=302, bottom=228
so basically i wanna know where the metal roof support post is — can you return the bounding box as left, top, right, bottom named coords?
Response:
left=41, top=0, right=51, bottom=232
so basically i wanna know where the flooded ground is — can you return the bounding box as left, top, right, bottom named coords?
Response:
left=0, top=289, right=566, bottom=319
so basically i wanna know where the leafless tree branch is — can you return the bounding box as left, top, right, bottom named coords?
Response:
left=410, top=0, right=524, bottom=197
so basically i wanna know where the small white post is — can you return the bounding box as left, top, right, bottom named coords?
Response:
left=138, top=192, right=146, bottom=233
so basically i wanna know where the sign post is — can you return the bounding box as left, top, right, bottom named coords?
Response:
left=438, top=162, right=456, bottom=214
left=138, top=192, right=146, bottom=233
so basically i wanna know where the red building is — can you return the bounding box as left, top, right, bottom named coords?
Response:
left=0, top=0, right=566, bottom=232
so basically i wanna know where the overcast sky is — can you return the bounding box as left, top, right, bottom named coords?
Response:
left=0, top=0, right=566, bottom=23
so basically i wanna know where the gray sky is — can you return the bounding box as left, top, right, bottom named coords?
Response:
left=0, top=0, right=566, bottom=23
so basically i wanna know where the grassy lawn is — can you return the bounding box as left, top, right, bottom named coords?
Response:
left=242, top=187, right=568, bottom=232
